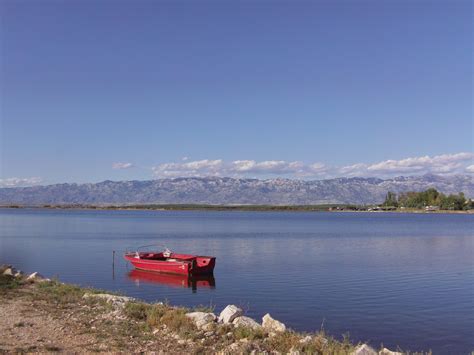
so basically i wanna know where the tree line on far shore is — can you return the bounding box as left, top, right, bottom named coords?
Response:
left=383, top=188, right=473, bottom=210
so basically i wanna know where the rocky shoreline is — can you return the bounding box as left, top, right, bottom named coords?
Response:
left=1, top=265, right=413, bottom=354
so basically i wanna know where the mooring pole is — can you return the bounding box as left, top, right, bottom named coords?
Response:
left=112, top=250, right=115, bottom=280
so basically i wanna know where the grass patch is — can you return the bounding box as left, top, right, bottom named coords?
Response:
left=233, top=326, right=265, bottom=341
left=35, top=280, right=85, bottom=304
left=300, top=331, right=357, bottom=355
left=124, top=302, right=151, bottom=321
left=160, top=307, right=197, bottom=339
left=265, top=331, right=302, bottom=353
left=124, top=301, right=197, bottom=339
left=146, top=304, right=168, bottom=327
left=0, top=275, right=21, bottom=292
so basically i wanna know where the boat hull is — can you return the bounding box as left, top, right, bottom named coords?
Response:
left=124, top=252, right=215, bottom=275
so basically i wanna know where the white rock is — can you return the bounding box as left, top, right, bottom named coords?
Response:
left=2, top=267, right=16, bottom=276
left=0, top=265, right=12, bottom=274
left=82, top=293, right=135, bottom=307
left=14, top=270, right=24, bottom=278
left=26, top=272, right=44, bottom=282
left=379, top=348, right=403, bottom=355
left=299, top=335, right=312, bottom=344
left=232, top=316, right=262, bottom=330
left=262, top=313, right=286, bottom=332
left=352, top=344, right=378, bottom=355
left=218, top=305, right=243, bottom=324
left=185, top=312, right=216, bottom=329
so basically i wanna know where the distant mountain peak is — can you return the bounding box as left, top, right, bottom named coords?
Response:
left=0, top=174, right=472, bottom=206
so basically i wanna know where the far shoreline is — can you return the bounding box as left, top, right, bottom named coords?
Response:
left=0, top=204, right=472, bottom=214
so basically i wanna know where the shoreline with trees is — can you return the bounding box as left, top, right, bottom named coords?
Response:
left=0, top=188, right=472, bottom=214
left=382, top=188, right=472, bottom=211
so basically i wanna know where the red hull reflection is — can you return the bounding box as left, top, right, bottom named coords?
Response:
left=128, top=269, right=216, bottom=292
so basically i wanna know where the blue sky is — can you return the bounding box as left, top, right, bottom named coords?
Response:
left=1, top=0, right=472, bottom=186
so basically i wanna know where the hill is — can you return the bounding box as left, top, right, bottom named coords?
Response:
left=0, top=174, right=472, bottom=206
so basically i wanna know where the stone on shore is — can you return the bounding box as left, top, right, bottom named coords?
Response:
left=185, top=312, right=217, bottom=329
left=2, top=267, right=16, bottom=276
left=352, top=344, right=377, bottom=355
left=26, top=272, right=49, bottom=282
left=299, top=335, right=313, bottom=344
left=262, top=313, right=286, bottom=332
left=1, top=264, right=13, bottom=274
left=379, top=348, right=403, bottom=355
left=232, top=316, right=262, bottom=330
left=218, top=305, right=243, bottom=324
left=82, top=293, right=135, bottom=307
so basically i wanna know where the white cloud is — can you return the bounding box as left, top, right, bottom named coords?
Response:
left=112, top=162, right=134, bottom=169
left=150, top=152, right=473, bottom=179
left=230, top=160, right=306, bottom=174
left=339, top=163, right=369, bottom=176
left=0, top=177, right=43, bottom=188
left=308, top=162, right=329, bottom=174
left=152, top=159, right=328, bottom=178
left=152, top=159, right=223, bottom=177
left=466, top=165, right=474, bottom=173
left=366, top=152, right=473, bottom=175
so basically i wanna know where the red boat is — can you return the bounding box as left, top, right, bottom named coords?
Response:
left=124, top=247, right=216, bottom=275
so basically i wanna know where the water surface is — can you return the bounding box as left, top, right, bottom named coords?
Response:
left=0, top=209, right=472, bottom=354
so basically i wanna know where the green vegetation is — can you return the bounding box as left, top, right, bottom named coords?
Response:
left=2, top=195, right=472, bottom=212
left=383, top=188, right=473, bottom=210
left=124, top=301, right=205, bottom=339
left=105, top=203, right=346, bottom=212
left=0, top=274, right=21, bottom=293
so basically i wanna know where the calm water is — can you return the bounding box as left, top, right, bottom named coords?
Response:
left=0, top=209, right=472, bottom=354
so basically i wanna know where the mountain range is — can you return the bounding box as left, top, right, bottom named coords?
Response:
left=0, top=174, right=472, bottom=206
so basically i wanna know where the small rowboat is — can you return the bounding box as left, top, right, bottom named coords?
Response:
left=124, top=246, right=216, bottom=275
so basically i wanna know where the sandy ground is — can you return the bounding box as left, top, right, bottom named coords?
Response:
left=0, top=294, right=99, bottom=352
left=0, top=284, right=199, bottom=354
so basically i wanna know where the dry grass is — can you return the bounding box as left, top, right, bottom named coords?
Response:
left=124, top=301, right=197, bottom=339
left=0, top=274, right=22, bottom=294
left=233, top=326, right=266, bottom=341
left=0, top=275, right=416, bottom=354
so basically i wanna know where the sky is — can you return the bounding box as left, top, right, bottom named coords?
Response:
left=0, top=0, right=473, bottom=187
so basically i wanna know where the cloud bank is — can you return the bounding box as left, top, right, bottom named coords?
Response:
left=151, top=152, right=474, bottom=179
left=3, top=153, right=471, bottom=188
left=0, top=177, right=43, bottom=188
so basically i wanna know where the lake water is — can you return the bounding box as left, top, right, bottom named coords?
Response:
left=0, top=209, right=472, bottom=354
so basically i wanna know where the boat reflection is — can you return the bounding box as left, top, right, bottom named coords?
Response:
left=128, top=269, right=216, bottom=292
